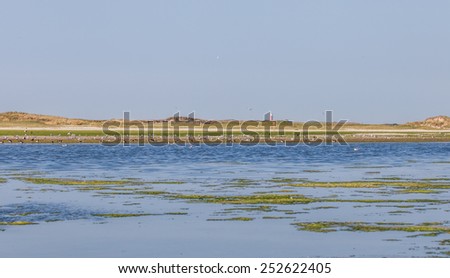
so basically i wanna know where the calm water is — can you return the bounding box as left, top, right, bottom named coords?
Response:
left=0, top=143, right=449, bottom=257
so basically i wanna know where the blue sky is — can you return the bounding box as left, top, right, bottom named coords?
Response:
left=1, top=0, right=449, bottom=123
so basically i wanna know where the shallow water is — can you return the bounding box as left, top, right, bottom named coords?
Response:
left=0, top=143, right=449, bottom=257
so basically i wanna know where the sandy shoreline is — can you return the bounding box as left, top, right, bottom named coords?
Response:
left=1, top=126, right=450, bottom=133
left=1, top=135, right=450, bottom=144
left=1, top=124, right=449, bottom=144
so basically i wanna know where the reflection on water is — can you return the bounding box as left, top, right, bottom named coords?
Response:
left=0, top=143, right=449, bottom=257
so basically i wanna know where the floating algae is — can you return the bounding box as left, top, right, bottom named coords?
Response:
left=303, top=169, right=329, bottom=173
left=307, top=206, right=339, bottom=210
left=146, top=181, right=186, bottom=185
left=15, top=211, right=43, bottom=217
left=420, top=178, right=450, bottom=181
left=345, top=165, right=393, bottom=169
left=0, top=203, right=94, bottom=224
left=92, top=213, right=154, bottom=218
left=262, top=216, right=296, bottom=220
left=294, top=221, right=450, bottom=235
left=135, top=190, right=169, bottom=196
left=171, top=193, right=315, bottom=205
left=395, top=188, right=442, bottom=194
left=284, top=180, right=450, bottom=189
left=227, top=178, right=259, bottom=186
left=122, top=203, right=142, bottom=206
left=268, top=178, right=309, bottom=183
left=18, top=177, right=142, bottom=186
left=373, top=177, right=404, bottom=181
left=0, top=221, right=36, bottom=226
left=164, top=212, right=188, bottom=215
left=223, top=205, right=275, bottom=212
left=170, top=192, right=448, bottom=205
left=388, top=210, right=412, bottom=214
left=207, top=217, right=254, bottom=222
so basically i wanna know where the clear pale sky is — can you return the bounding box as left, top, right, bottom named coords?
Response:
left=1, top=0, right=449, bottom=123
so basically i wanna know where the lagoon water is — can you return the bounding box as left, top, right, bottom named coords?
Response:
left=0, top=143, right=449, bottom=257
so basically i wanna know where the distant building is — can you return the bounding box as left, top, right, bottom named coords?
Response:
left=187, top=112, right=195, bottom=122
left=264, top=112, right=273, bottom=121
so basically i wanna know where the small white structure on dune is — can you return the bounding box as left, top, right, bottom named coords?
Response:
left=264, top=112, right=273, bottom=121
